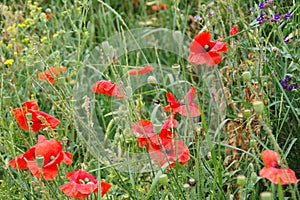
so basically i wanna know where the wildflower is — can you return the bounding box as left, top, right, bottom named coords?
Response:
left=131, top=119, right=175, bottom=150
left=26, top=137, right=73, bottom=180
left=281, top=75, right=298, bottom=91
left=91, top=80, right=124, bottom=99
left=270, top=14, right=281, bottom=22
left=128, top=65, right=154, bottom=76
left=4, top=59, right=14, bottom=65
left=207, top=9, right=214, bottom=18
left=60, top=169, right=112, bottom=199
left=188, top=31, right=228, bottom=66
left=259, top=2, right=265, bottom=9
left=259, top=150, right=298, bottom=185
left=38, top=66, right=66, bottom=84
left=12, top=100, right=60, bottom=132
left=149, top=139, right=190, bottom=168
left=283, top=37, right=292, bottom=43
left=152, top=3, right=168, bottom=12
left=230, top=25, right=238, bottom=36
left=193, top=15, right=202, bottom=22
left=283, top=12, right=291, bottom=20
left=256, top=13, right=270, bottom=25
left=163, top=87, right=200, bottom=117
left=9, top=135, right=45, bottom=170
left=46, top=13, right=51, bottom=20
left=10, top=135, right=72, bottom=180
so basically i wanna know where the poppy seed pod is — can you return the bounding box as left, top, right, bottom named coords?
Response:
left=236, top=175, right=246, bottom=186
left=260, top=192, right=272, bottom=200
left=147, top=76, right=157, bottom=86
left=159, top=174, right=168, bottom=186
left=242, top=71, right=251, bottom=82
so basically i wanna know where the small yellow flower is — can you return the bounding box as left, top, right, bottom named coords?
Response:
left=40, top=37, right=47, bottom=42
left=4, top=59, right=14, bottom=65
left=22, top=38, right=30, bottom=43
left=7, top=44, right=13, bottom=49
left=7, top=24, right=16, bottom=32
left=18, top=23, right=26, bottom=28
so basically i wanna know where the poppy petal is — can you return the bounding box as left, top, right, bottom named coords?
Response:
left=194, top=31, right=211, bottom=47
left=128, top=65, right=154, bottom=76
left=22, top=100, right=39, bottom=110
left=261, top=150, right=280, bottom=168
left=91, top=80, right=124, bottom=99
left=12, top=108, right=29, bottom=131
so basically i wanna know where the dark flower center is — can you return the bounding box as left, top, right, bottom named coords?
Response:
left=79, top=178, right=94, bottom=184
left=274, top=164, right=282, bottom=169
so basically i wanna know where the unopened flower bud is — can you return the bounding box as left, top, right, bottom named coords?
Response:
left=183, top=183, right=190, bottom=189
left=242, top=71, right=251, bottom=82
left=244, top=109, right=251, bottom=117
left=187, top=178, right=197, bottom=187
left=147, top=76, right=157, bottom=86
left=45, top=8, right=52, bottom=14
left=250, top=172, right=257, bottom=183
left=159, top=174, right=168, bottom=186
left=253, top=101, right=264, bottom=114
left=250, top=139, right=256, bottom=148
left=260, top=192, right=272, bottom=200
left=236, top=175, right=246, bottom=186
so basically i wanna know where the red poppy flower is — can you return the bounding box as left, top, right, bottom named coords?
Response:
left=259, top=150, right=298, bottom=185
left=163, top=87, right=200, bottom=117
left=46, top=13, right=51, bottom=20
left=188, top=31, right=228, bottom=66
left=152, top=3, right=168, bottom=11
left=26, top=137, right=73, bottom=180
left=9, top=135, right=46, bottom=170
left=131, top=119, right=177, bottom=150
left=60, top=169, right=112, bottom=199
left=38, top=66, right=66, bottom=84
left=230, top=25, right=238, bottom=36
left=12, top=100, right=60, bottom=132
left=91, top=80, right=124, bottom=99
left=128, top=65, right=154, bottom=76
left=149, top=139, right=190, bottom=168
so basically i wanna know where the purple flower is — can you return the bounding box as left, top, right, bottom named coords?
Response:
left=259, top=2, right=265, bottom=9
left=283, top=37, right=292, bottom=43
left=193, top=15, right=202, bottom=22
left=281, top=76, right=298, bottom=91
left=284, top=12, right=291, bottom=20
left=256, top=13, right=269, bottom=24
left=284, top=75, right=292, bottom=82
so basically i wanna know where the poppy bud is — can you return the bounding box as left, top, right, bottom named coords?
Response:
left=260, top=192, right=272, bottom=200
left=159, top=174, right=168, bottom=186
left=183, top=183, right=190, bottom=189
left=250, top=139, right=256, bottom=148
left=242, top=71, right=251, bottom=82
left=244, top=109, right=251, bottom=117
left=250, top=172, right=257, bottom=183
left=187, top=178, right=197, bottom=187
left=253, top=101, right=264, bottom=114
left=172, top=64, right=181, bottom=71
left=147, top=76, right=157, bottom=86
left=36, top=156, right=44, bottom=168
left=236, top=175, right=246, bottom=186
left=46, top=8, right=52, bottom=14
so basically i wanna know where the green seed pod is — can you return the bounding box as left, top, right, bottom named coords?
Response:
left=253, top=101, right=264, bottom=115
left=147, top=76, right=157, bottom=86
left=236, top=175, right=246, bottom=186
left=242, top=71, right=251, bottom=83
left=159, top=174, right=168, bottom=186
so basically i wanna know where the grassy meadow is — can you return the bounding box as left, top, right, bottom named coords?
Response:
left=0, top=0, right=299, bottom=199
